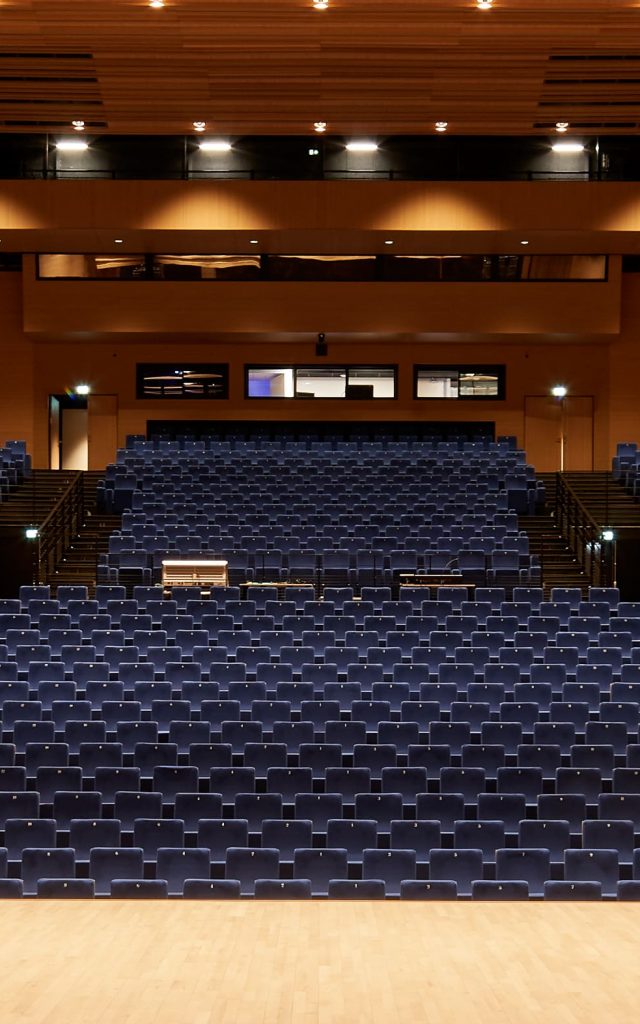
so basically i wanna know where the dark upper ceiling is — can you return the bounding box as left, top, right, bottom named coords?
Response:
left=1, top=1, right=640, bottom=136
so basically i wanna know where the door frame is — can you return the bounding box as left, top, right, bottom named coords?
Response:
left=524, top=393, right=595, bottom=472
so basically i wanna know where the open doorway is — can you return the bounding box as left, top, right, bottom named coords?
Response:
left=49, top=393, right=118, bottom=470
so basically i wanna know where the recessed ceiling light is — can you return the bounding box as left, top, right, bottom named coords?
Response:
left=552, top=142, right=584, bottom=153
left=192, top=121, right=206, bottom=132
left=520, top=240, right=529, bottom=245
left=476, top=0, right=493, bottom=8
left=555, top=121, right=569, bottom=133
left=384, top=240, right=394, bottom=246
left=313, top=0, right=329, bottom=8
left=249, top=239, right=259, bottom=245
left=346, top=141, right=378, bottom=153
left=435, top=121, right=448, bottom=133
left=56, top=139, right=88, bottom=152
left=149, top=0, right=164, bottom=7
left=199, top=140, right=232, bottom=152
left=313, top=121, right=327, bottom=133
left=71, top=120, right=85, bottom=132
left=114, top=239, right=124, bottom=244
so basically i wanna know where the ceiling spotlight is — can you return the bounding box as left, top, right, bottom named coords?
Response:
left=313, top=121, right=327, bottom=133
left=520, top=240, right=529, bottom=245
left=435, top=121, right=448, bottom=133
left=249, top=239, right=259, bottom=245
left=56, top=140, right=88, bottom=152
left=346, top=141, right=378, bottom=153
left=149, top=0, right=165, bottom=7
left=199, top=140, right=232, bottom=152
left=551, top=384, right=568, bottom=398
left=313, top=0, right=329, bottom=8
left=384, top=240, right=394, bottom=246
left=552, top=142, right=585, bottom=154
left=476, top=0, right=493, bottom=7
left=555, top=121, right=569, bottom=133
left=71, top=120, right=85, bottom=132
left=114, top=239, right=124, bottom=244
left=192, top=121, right=206, bottom=132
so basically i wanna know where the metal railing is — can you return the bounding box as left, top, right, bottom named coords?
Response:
left=555, top=473, right=615, bottom=587
left=36, top=472, right=84, bottom=584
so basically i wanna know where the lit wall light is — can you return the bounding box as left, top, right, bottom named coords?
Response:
left=149, top=0, right=165, bottom=7
left=551, top=385, right=568, bottom=398
left=520, top=240, right=529, bottom=246
left=476, top=0, right=493, bottom=8
left=555, top=121, right=569, bottom=133
left=384, top=240, right=394, bottom=246
left=435, top=121, right=448, bottom=133
left=25, top=527, right=39, bottom=540
left=552, top=142, right=585, bottom=154
left=75, top=384, right=91, bottom=396
left=114, top=239, right=124, bottom=244
left=602, top=529, right=615, bottom=542
left=71, top=120, right=85, bottom=132
left=313, top=0, right=329, bottom=8
left=192, top=121, right=206, bottom=132
left=308, top=148, right=319, bottom=156
left=56, top=140, right=89, bottom=152
left=249, top=239, right=259, bottom=245
left=346, top=141, right=378, bottom=153
left=199, top=140, right=232, bottom=152
left=313, top=121, right=327, bottom=133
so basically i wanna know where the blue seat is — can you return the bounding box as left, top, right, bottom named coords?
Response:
left=519, top=820, right=570, bottom=862
left=351, top=701, right=392, bottom=731
left=327, top=880, right=386, bottom=900
left=36, top=766, right=82, bottom=802
left=226, top=847, right=280, bottom=895
left=416, top=793, right=465, bottom=833
left=477, top=794, right=527, bottom=834
left=454, top=821, right=505, bottom=862
left=157, top=848, right=211, bottom=895
left=294, top=793, right=343, bottom=832
left=261, top=819, right=313, bottom=863
left=5, top=818, right=56, bottom=860
left=362, top=849, right=416, bottom=895
left=583, top=819, right=634, bottom=863
left=293, top=848, right=348, bottom=896
left=37, top=879, right=95, bottom=899
left=495, top=848, right=550, bottom=896
left=267, top=767, right=312, bottom=803
left=255, top=879, right=313, bottom=899
left=195, top=817, right=248, bottom=865
left=428, top=849, right=483, bottom=897
left=400, top=880, right=458, bottom=900
left=210, top=767, right=255, bottom=803
left=234, top=793, right=283, bottom=832
left=564, top=849, right=619, bottom=896
left=544, top=880, right=602, bottom=900
left=182, top=879, right=241, bottom=899
left=440, top=767, right=486, bottom=803
left=556, top=767, right=602, bottom=803
left=69, top=819, right=122, bottom=861
left=517, top=744, right=561, bottom=779
left=354, top=793, right=403, bottom=832
left=133, top=819, right=185, bottom=860
left=110, top=880, right=168, bottom=899
left=570, top=744, right=614, bottom=778
left=326, top=819, right=377, bottom=862
left=22, top=849, right=76, bottom=896
left=460, top=744, right=505, bottom=779
left=94, top=767, right=140, bottom=803
left=271, top=722, right=315, bottom=752
left=481, top=722, right=522, bottom=756
left=353, top=744, right=397, bottom=777
left=471, top=881, right=529, bottom=900
left=496, top=767, right=543, bottom=803
left=390, top=819, right=441, bottom=863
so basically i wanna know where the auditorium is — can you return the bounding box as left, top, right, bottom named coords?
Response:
left=0, top=1, right=639, bottom=1021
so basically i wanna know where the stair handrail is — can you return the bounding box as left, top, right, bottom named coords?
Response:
left=37, top=472, right=85, bottom=583
left=555, top=472, right=613, bottom=587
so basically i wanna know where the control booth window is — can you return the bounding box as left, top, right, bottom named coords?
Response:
left=137, top=364, right=229, bottom=399
left=415, top=365, right=505, bottom=400
left=246, top=366, right=397, bottom=399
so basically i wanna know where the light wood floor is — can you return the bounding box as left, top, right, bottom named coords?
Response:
left=1, top=902, right=638, bottom=1024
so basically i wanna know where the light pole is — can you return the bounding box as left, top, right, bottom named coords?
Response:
left=551, top=385, right=568, bottom=471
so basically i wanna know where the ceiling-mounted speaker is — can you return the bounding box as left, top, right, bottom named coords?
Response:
left=316, top=332, right=328, bottom=356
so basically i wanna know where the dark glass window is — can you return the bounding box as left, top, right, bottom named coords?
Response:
left=246, top=366, right=396, bottom=399
left=415, top=366, right=505, bottom=400
left=137, top=364, right=229, bottom=399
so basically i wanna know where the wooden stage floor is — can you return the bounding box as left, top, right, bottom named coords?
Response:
left=1, top=901, right=638, bottom=1024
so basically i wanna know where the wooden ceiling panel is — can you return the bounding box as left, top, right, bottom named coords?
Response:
left=0, top=2, right=638, bottom=133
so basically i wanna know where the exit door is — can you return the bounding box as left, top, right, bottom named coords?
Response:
left=524, top=395, right=594, bottom=472
left=49, top=393, right=118, bottom=471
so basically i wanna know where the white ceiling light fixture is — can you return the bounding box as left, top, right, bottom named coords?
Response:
left=192, top=121, right=206, bottom=132
left=555, top=121, right=569, bottom=133
left=114, top=238, right=124, bottom=244
left=384, top=240, right=394, bottom=246
left=435, top=121, right=448, bottom=133
left=313, top=0, right=329, bottom=9
left=346, top=141, right=378, bottom=153
left=520, top=240, right=529, bottom=245
left=149, top=0, right=165, bottom=8
left=476, top=0, right=494, bottom=8
left=552, top=142, right=585, bottom=154
left=313, top=121, right=327, bottom=133
left=249, top=239, right=259, bottom=245
left=199, top=140, right=232, bottom=152
left=71, top=120, right=85, bottom=132
left=56, top=139, right=88, bottom=152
